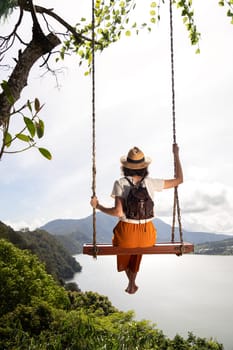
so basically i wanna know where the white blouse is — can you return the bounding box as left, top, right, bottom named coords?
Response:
left=111, top=176, right=164, bottom=200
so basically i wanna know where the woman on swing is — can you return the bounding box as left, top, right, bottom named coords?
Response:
left=90, top=144, right=183, bottom=294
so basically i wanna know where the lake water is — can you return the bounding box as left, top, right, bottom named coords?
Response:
left=70, top=254, right=233, bottom=350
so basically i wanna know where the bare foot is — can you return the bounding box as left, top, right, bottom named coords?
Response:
left=125, top=285, right=139, bottom=294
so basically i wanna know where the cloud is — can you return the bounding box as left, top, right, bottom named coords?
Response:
left=181, top=182, right=229, bottom=213
left=157, top=181, right=233, bottom=234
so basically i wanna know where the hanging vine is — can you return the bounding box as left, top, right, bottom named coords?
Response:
left=59, top=0, right=201, bottom=73
left=219, top=0, right=233, bottom=23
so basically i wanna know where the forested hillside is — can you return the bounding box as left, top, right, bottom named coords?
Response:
left=0, top=239, right=223, bottom=349
left=195, top=237, right=233, bottom=255
left=0, top=221, right=81, bottom=281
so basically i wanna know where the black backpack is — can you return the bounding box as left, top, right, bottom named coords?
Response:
left=124, top=177, right=154, bottom=220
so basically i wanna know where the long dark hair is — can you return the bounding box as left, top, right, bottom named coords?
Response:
left=122, top=167, right=149, bottom=178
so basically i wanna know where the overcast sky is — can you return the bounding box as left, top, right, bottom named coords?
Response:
left=1, top=0, right=233, bottom=235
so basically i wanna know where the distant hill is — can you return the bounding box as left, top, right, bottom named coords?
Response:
left=0, top=221, right=81, bottom=281
left=42, top=215, right=117, bottom=241
left=41, top=213, right=231, bottom=254
left=195, top=237, right=233, bottom=255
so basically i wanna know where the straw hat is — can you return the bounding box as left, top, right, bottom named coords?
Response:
left=120, top=146, right=151, bottom=169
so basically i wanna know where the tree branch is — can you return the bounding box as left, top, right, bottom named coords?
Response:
left=0, top=1, right=90, bottom=127
left=27, top=4, right=90, bottom=44
left=0, top=32, right=61, bottom=126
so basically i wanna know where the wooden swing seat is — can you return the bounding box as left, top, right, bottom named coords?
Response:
left=83, top=241, right=194, bottom=256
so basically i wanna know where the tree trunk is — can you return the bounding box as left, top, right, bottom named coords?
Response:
left=0, top=32, right=61, bottom=126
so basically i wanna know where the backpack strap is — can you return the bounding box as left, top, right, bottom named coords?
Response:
left=124, top=176, right=145, bottom=187
left=124, top=177, right=134, bottom=187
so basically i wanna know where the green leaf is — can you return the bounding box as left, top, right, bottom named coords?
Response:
left=36, top=120, right=44, bottom=139
left=16, top=134, right=31, bottom=142
left=24, top=117, right=36, bottom=137
left=27, top=100, right=32, bottom=112
left=4, top=132, right=12, bottom=147
left=1, top=80, right=14, bottom=105
left=60, top=49, right=65, bottom=60
left=34, top=98, right=40, bottom=112
left=38, top=148, right=52, bottom=160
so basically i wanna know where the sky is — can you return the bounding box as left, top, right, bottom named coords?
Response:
left=1, top=0, right=233, bottom=235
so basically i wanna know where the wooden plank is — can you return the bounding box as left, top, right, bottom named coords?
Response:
left=83, top=242, right=194, bottom=256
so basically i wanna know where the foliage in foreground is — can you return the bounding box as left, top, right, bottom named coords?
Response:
left=0, top=221, right=81, bottom=281
left=0, top=239, right=223, bottom=349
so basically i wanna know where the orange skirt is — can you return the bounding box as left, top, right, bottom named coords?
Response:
left=112, top=221, right=157, bottom=273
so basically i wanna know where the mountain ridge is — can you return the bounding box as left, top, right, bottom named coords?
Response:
left=41, top=213, right=231, bottom=251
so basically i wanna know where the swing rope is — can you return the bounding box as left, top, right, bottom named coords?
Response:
left=169, top=0, right=183, bottom=244
left=90, top=0, right=184, bottom=254
left=91, top=0, right=97, bottom=258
